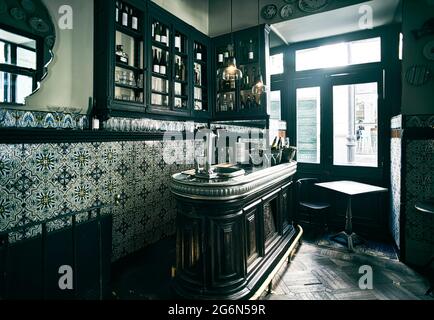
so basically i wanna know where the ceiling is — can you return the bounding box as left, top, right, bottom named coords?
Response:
left=270, top=0, right=402, bottom=47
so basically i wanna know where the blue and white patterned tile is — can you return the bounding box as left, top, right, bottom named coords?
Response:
left=27, top=183, right=63, bottom=223
left=0, top=109, right=16, bottom=128
left=17, top=111, right=37, bottom=128
left=0, top=144, right=20, bottom=187
left=0, top=189, right=22, bottom=232
left=30, top=144, right=62, bottom=182
left=61, top=114, right=76, bottom=129
left=42, top=112, right=57, bottom=129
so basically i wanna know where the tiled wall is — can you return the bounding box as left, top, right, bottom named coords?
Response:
left=390, top=134, right=402, bottom=249
left=390, top=114, right=434, bottom=265
left=0, top=108, right=264, bottom=263
left=0, top=138, right=201, bottom=262
left=0, top=108, right=89, bottom=130
left=404, top=138, right=434, bottom=265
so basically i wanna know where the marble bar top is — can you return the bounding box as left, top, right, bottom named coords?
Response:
left=170, top=162, right=297, bottom=201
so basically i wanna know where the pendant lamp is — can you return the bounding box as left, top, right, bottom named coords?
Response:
left=252, top=0, right=267, bottom=95
left=222, top=0, right=242, bottom=81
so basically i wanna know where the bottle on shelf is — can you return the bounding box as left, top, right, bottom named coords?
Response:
left=246, top=95, right=252, bottom=109
left=195, top=64, right=201, bottom=86
left=271, top=137, right=278, bottom=151
left=131, top=8, right=138, bottom=30
left=243, top=70, right=250, bottom=90
left=277, top=137, right=283, bottom=150
left=180, top=59, right=186, bottom=81
left=116, top=45, right=129, bottom=64
left=175, top=32, right=181, bottom=52
left=153, top=49, right=160, bottom=73
left=115, top=1, right=120, bottom=23
left=248, top=39, right=254, bottom=61
left=224, top=50, right=229, bottom=62
left=218, top=51, right=224, bottom=66
left=196, top=43, right=202, bottom=61
left=175, top=58, right=180, bottom=80
left=159, top=51, right=167, bottom=75
left=161, top=25, right=168, bottom=46
left=122, top=4, right=129, bottom=27
left=154, top=22, right=161, bottom=42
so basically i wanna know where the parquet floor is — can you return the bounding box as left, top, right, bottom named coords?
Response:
left=262, top=242, right=434, bottom=300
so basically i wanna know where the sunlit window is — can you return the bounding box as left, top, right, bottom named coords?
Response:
left=333, top=82, right=378, bottom=168
left=296, top=87, right=321, bottom=164
left=270, top=53, right=284, bottom=75
left=0, top=28, right=37, bottom=104
left=296, top=37, right=381, bottom=71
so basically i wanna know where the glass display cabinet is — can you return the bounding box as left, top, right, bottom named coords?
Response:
left=94, top=0, right=211, bottom=121
left=213, top=25, right=271, bottom=120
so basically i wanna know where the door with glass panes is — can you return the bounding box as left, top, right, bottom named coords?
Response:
left=292, top=70, right=387, bottom=235
left=294, top=71, right=384, bottom=177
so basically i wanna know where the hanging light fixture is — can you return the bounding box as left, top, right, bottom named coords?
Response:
left=222, top=0, right=242, bottom=81
left=252, top=0, right=267, bottom=95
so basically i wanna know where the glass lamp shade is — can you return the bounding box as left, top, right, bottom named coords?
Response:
left=252, top=75, right=267, bottom=95
left=222, top=57, right=243, bottom=81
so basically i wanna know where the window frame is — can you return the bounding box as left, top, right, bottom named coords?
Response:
left=276, top=24, right=401, bottom=178
left=0, top=24, right=40, bottom=105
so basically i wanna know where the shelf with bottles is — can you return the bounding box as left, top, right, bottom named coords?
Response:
left=114, top=16, right=144, bottom=105
left=216, top=92, right=236, bottom=113
left=151, top=19, right=170, bottom=49
left=237, top=38, right=258, bottom=65
left=115, top=1, right=143, bottom=34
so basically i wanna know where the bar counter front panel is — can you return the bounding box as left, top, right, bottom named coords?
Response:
left=171, top=162, right=302, bottom=300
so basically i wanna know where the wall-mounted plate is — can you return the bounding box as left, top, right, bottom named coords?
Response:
left=10, top=7, right=26, bottom=20
left=299, top=0, right=330, bottom=13
left=405, top=65, right=432, bottom=86
left=261, top=4, right=278, bottom=20
left=45, top=35, right=55, bottom=49
left=29, top=17, right=50, bottom=33
left=423, top=40, right=434, bottom=61
left=280, top=4, right=295, bottom=20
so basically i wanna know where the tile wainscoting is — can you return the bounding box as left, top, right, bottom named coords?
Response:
left=0, top=138, right=205, bottom=262
left=0, top=108, right=267, bottom=262
left=0, top=141, right=202, bottom=260
left=390, top=114, right=434, bottom=266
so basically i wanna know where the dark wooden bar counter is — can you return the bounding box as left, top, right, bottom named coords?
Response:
left=170, top=162, right=303, bottom=300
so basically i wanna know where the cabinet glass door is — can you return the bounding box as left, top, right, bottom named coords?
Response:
left=173, top=30, right=188, bottom=111
left=215, top=43, right=236, bottom=113
left=150, top=18, right=170, bottom=108
left=193, top=41, right=208, bottom=113
left=114, top=1, right=144, bottom=105
left=238, top=36, right=261, bottom=112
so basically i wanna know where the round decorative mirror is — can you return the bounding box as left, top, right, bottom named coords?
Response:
left=0, top=0, right=55, bottom=105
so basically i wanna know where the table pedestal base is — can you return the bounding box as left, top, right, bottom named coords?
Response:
left=331, top=231, right=364, bottom=251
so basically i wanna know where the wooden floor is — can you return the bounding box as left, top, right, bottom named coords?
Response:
left=261, top=242, right=434, bottom=301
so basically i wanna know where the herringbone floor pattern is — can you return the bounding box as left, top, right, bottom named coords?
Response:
left=262, top=242, right=434, bottom=300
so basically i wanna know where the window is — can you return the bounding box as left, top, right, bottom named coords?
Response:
left=270, top=53, right=284, bottom=75
left=296, top=87, right=321, bottom=164
left=333, top=82, right=378, bottom=167
left=295, top=37, right=381, bottom=71
left=0, top=29, right=37, bottom=104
